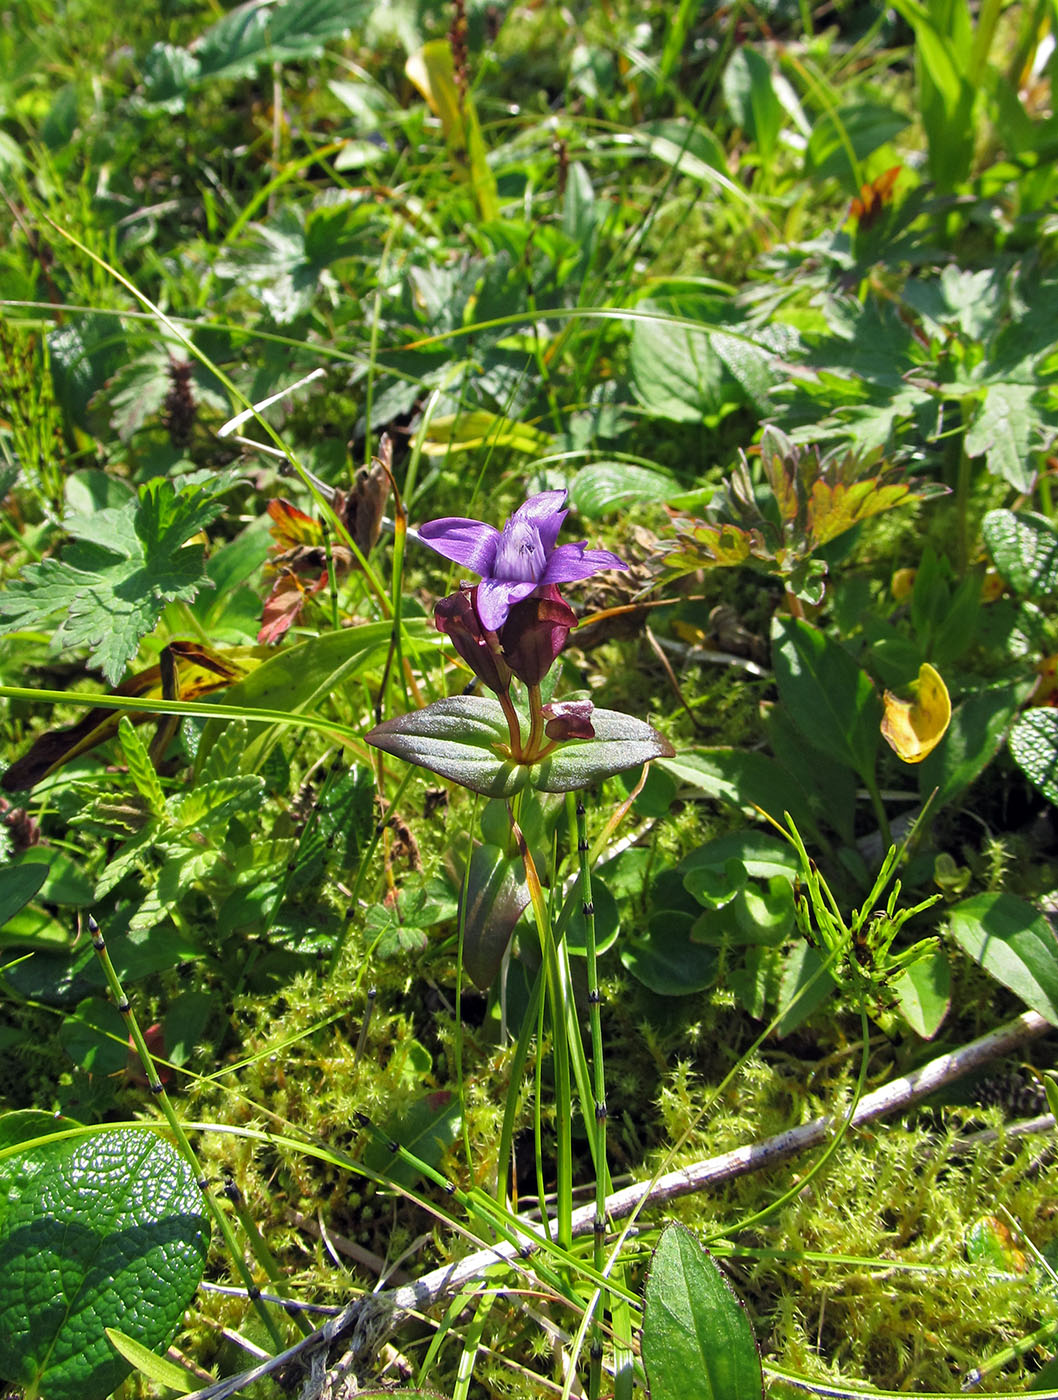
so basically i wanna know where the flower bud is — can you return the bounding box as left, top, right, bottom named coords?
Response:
left=541, top=699, right=595, bottom=741
left=499, top=585, right=578, bottom=687
left=434, top=586, right=512, bottom=696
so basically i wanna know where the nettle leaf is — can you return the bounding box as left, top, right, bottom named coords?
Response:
left=366, top=698, right=673, bottom=797
left=0, top=472, right=240, bottom=685
left=965, top=382, right=1036, bottom=492
left=0, top=1125, right=208, bottom=1400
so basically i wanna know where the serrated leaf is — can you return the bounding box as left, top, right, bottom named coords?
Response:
left=642, top=1222, right=763, bottom=1400
left=0, top=474, right=238, bottom=684
left=0, top=1127, right=208, bottom=1400
left=965, top=383, right=1036, bottom=491
left=947, top=893, right=1058, bottom=1025
left=983, top=509, right=1058, bottom=598
left=118, top=716, right=166, bottom=815
left=1009, top=708, right=1058, bottom=804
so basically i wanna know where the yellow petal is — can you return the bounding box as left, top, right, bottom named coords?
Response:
left=881, top=662, right=951, bottom=763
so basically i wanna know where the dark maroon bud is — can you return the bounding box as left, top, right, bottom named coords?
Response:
left=500, top=585, right=578, bottom=687
left=541, top=699, right=595, bottom=741
left=434, top=586, right=512, bottom=696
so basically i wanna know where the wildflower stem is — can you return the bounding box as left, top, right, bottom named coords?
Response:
left=572, top=792, right=609, bottom=1400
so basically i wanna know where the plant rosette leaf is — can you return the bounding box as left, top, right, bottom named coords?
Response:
left=366, top=696, right=673, bottom=796
left=0, top=1125, right=209, bottom=1400
left=641, top=1222, right=764, bottom=1400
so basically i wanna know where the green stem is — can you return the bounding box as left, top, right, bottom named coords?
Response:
left=88, top=917, right=285, bottom=1353
left=572, top=792, right=609, bottom=1399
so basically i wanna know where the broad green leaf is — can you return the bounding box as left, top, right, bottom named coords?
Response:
left=965, top=384, right=1035, bottom=491
left=1009, top=708, right=1058, bottom=805
left=918, top=681, right=1029, bottom=811
left=0, top=1126, right=208, bottom=1400
left=0, top=474, right=238, bottom=685
left=657, top=749, right=819, bottom=841
left=772, top=616, right=880, bottom=783
left=947, top=893, right=1058, bottom=1025
left=722, top=46, right=783, bottom=167
left=105, top=1328, right=195, bottom=1393
left=776, top=942, right=834, bottom=1036
left=630, top=302, right=729, bottom=424
left=805, top=102, right=909, bottom=188
left=368, top=698, right=673, bottom=798
left=620, top=912, right=718, bottom=996
left=892, top=947, right=950, bottom=1038
left=461, top=843, right=530, bottom=989
left=195, top=0, right=369, bottom=83
left=0, top=861, right=47, bottom=926
left=642, top=1222, right=763, bottom=1400
left=59, top=996, right=128, bottom=1075
left=568, top=462, right=679, bottom=517
left=983, top=509, right=1058, bottom=598
left=418, top=410, right=551, bottom=457
left=363, top=1091, right=462, bottom=1189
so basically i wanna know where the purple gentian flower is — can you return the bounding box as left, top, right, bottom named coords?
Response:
left=418, top=490, right=627, bottom=632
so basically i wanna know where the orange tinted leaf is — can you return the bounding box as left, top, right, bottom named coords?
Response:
left=881, top=662, right=951, bottom=763
left=267, top=497, right=322, bottom=550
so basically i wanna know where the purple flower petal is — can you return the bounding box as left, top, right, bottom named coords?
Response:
left=541, top=542, right=628, bottom=585
left=419, top=517, right=499, bottom=574
left=476, top=576, right=538, bottom=631
left=512, top=490, right=568, bottom=554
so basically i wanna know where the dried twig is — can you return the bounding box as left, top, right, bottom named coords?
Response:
left=180, top=1009, right=1053, bottom=1400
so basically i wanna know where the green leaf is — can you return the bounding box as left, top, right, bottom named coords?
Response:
left=118, top=715, right=166, bottom=815
left=658, top=749, right=820, bottom=841
left=891, top=947, right=950, bottom=1038
left=367, top=698, right=673, bottom=798
left=642, top=1222, right=763, bottom=1400
left=965, top=384, right=1036, bottom=491
left=0, top=861, right=47, bottom=925
left=620, top=912, right=718, bottom=996
left=983, top=509, right=1058, bottom=598
left=461, top=843, right=530, bottom=989
left=59, top=996, right=128, bottom=1074
left=363, top=1092, right=462, bottom=1189
left=805, top=102, right=909, bottom=188
left=0, top=1126, right=208, bottom=1400
left=105, top=1328, right=195, bottom=1393
left=947, top=893, right=1058, bottom=1024
left=722, top=46, right=783, bottom=167
left=1009, top=708, right=1058, bottom=805
left=0, top=473, right=238, bottom=685
left=776, top=942, right=834, bottom=1036
left=630, top=302, right=729, bottom=424
left=195, top=0, right=370, bottom=83
left=568, top=462, right=679, bottom=517
left=771, top=616, right=880, bottom=783
left=918, top=682, right=1028, bottom=812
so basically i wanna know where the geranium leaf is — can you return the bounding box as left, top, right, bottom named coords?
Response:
left=0, top=473, right=240, bottom=685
